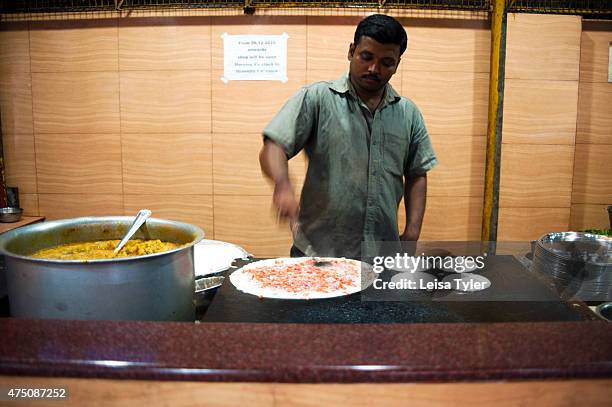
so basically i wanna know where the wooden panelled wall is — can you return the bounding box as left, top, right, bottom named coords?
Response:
left=499, top=13, right=581, bottom=240
left=0, top=14, right=610, bottom=256
left=1, top=376, right=612, bottom=407
left=571, top=20, right=612, bottom=231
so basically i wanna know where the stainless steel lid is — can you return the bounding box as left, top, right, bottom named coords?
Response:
left=533, top=232, right=611, bottom=301
left=537, top=232, right=612, bottom=265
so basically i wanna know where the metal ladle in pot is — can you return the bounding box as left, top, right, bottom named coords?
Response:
left=113, top=209, right=152, bottom=255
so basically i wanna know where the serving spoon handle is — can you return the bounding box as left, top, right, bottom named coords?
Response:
left=113, top=209, right=152, bottom=255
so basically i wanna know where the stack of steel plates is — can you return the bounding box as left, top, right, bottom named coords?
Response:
left=533, top=232, right=612, bottom=301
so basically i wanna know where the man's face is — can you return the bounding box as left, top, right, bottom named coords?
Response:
left=348, top=35, right=401, bottom=95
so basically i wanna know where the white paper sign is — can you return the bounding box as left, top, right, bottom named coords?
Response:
left=221, top=33, right=289, bottom=83
left=608, top=43, right=611, bottom=83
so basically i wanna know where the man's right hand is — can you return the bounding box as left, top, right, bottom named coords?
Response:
left=273, top=180, right=299, bottom=222
left=260, top=138, right=300, bottom=225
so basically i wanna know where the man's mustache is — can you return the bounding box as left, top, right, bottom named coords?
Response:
left=362, top=75, right=380, bottom=81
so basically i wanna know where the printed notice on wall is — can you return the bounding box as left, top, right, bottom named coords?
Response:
left=608, top=43, right=611, bottom=83
left=221, top=33, right=289, bottom=83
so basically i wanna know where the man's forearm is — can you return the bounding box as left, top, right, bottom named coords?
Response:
left=402, top=174, right=427, bottom=241
left=259, top=138, right=299, bottom=220
left=259, top=139, right=290, bottom=187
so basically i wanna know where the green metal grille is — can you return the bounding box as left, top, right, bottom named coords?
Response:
left=0, top=0, right=488, bottom=12
left=508, top=0, right=612, bottom=17
left=0, top=1, right=243, bottom=13
left=126, top=0, right=244, bottom=8
left=249, top=1, right=488, bottom=10
left=0, top=0, right=610, bottom=18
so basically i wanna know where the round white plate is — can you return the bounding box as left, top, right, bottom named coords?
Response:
left=194, top=239, right=249, bottom=277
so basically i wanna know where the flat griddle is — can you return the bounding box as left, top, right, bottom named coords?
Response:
left=201, top=255, right=596, bottom=324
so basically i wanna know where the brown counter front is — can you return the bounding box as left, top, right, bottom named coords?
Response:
left=0, top=319, right=610, bottom=383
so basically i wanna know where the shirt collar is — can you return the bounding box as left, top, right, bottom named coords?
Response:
left=329, top=73, right=401, bottom=106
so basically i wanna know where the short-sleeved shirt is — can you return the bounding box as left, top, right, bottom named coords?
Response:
left=263, top=74, right=437, bottom=257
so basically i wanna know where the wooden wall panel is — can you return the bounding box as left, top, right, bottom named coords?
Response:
left=214, top=195, right=293, bottom=256
left=211, top=78, right=305, bottom=134
left=570, top=203, right=611, bottom=231
left=1, top=376, right=611, bottom=407
left=0, top=25, right=30, bottom=75
left=0, top=72, right=33, bottom=135
left=276, top=380, right=612, bottom=407
left=32, top=71, right=120, bottom=134
left=427, top=135, right=485, bottom=198
left=423, top=197, right=483, bottom=241
left=213, top=133, right=270, bottom=195
left=120, top=70, right=211, bottom=133
left=399, top=197, right=483, bottom=241
left=35, top=133, right=123, bottom=194
left=38, top=194, right=124, bottom=219
left=124, top=194, right=214, bottom=237
left=1, top=133, right=37, bottom=194
left=122, top=133, right=213, bottom=195
left=572, top=144, right=612, bottom=204
left=0, top=377, right=277, bottom=407
left=572, top=24, right=611, bottom=234
left=306, top=16, right=360, bottom=73
left=400, top=20, right=490, bottom=73
left=579, top=29, right=612, bottom=83
left=0, top=25, right=35, bottom=214
left=29, top=20, right=118, bottom=72
left=502, top=79, right=578, bottom=145
left=576, top=82, right=612, bottom=144
left=498, top=207, right=571, bottom=241
left=402, top=71, right=488, bottom=136
left=119, top=17, right=211, bottom=71
left=500, top=14, right=582, bottom=240
left=500, top=144, right=574, bottom=208
left=506, top=13, right=580, bottom=80
left=20, top=193, right=39, bottom=216
left=213, top=133, right=307, bottom=196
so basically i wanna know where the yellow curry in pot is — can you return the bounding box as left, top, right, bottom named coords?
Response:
left=31, top=239, right=183, bottom=260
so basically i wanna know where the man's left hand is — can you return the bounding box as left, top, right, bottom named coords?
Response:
left=400, top=225, right=420, bottom=241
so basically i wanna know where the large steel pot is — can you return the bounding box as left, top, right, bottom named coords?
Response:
left=0, top=216, right=204, bottom=321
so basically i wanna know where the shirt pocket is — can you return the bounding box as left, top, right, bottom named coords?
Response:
left=382, top=132, right=409, bottom=176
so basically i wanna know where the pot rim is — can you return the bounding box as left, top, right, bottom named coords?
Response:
left=0, top=216, right=205, bottom=264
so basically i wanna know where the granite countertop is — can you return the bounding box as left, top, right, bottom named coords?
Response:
left=1, top=255, right=611, bottom=383
left=0, top=318, right=611, bottom=382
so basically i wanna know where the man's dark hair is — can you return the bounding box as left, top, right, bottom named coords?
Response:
left=353, top=14, right=408, bottom=56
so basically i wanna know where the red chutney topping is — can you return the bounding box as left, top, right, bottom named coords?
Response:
left=245, top=258, right=360, bottom=294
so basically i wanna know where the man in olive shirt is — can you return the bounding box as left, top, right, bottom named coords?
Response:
left=259, top=14, right=437, bottom=258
